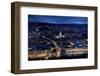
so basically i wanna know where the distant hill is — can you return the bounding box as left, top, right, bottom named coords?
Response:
left=28, top=21, right=87, bottom=27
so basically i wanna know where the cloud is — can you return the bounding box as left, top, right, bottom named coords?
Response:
left=28, top=15, right=88, bottom=24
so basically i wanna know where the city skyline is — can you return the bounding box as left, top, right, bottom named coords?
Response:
left=28, top=15, right=88, bottom=60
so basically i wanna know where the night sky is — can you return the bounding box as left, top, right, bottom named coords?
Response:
left=28, top=15, right=88, bottom=24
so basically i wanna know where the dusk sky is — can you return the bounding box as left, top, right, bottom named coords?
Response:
left=28, top=15, right=88, bottom=24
